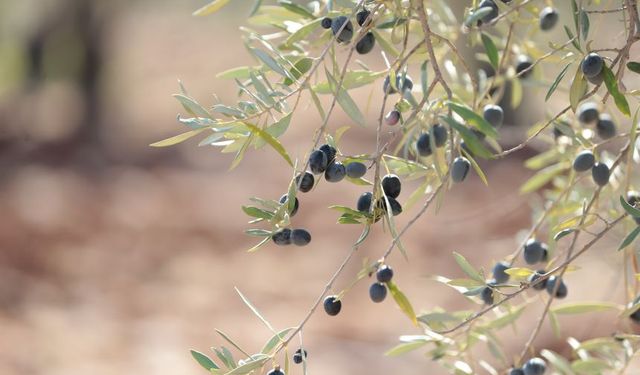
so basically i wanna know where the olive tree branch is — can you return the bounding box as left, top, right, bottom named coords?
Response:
left=435, top=212, right=627, bottom=336
left=272, top=225, right=371, bottom=355
left=414, top=0, right=452, bottom=103
left=382, top=175, right=448, bottom=261
left=516, top=140, right=632, bottom=361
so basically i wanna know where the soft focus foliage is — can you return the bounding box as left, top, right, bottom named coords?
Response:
left=157, top=0, right=640, bottom=374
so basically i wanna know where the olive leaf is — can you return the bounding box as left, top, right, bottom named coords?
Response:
left=190, top=350, right=220, bottom=371
left=569, top=67, right=587, bottom=112
left=387, top=281, right=418, bottom=325
left=602, top=65, right=630, bottom=116
left=193, top=0, right=231, bottom=16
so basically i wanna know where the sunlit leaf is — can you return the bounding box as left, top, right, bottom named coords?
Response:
left=236, top=288, right=276, bottom=333
left=261, top=327, right=295, bottom=354
left=602, top=65, right=630, bottom=116
left=190, top=350, right=220, bottom=371
left=193, top=0, right=231, bottom=16
left=325, top=69, right=365, bottom=126
left=452, top=252, right=484, bottom=283
left=569, top=67, right=587, bottom=112
left=388, top=281, right=418, bottom=325
left=224, top=354, right=269, bottom=375
left=520, top=163, right=570, bottom=194
left=546, top=63, right=572, bottom=101
left=150, top=128, right=208, bottom=147
left=250, top=48, right=293, bottom=80
left=243, top=122, right=293, bottom=166
left=385, top=341, right=428, bottom=356
left=551, top=301, right=620, bottom=314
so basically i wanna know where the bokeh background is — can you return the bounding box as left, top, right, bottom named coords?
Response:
left=1, top=1, right=639, bottom=374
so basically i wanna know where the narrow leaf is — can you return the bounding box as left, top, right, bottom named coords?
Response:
left=551, top=301, right=619, bottom=314
left=325, top=69, right=365, bottom=126
left=261, top=327, right=295, bottom=354
left=193, top=0, right=231, bottom=16
left=247, top=237, right=271, bottom=253
left=602, top=65, right=630, bottom=116
left=619, top=227, right=640, bottom=251
left=283, top=57, right=313, bottom=86
left=190, top=350, right=220, bottom=371
left=520, top=163, right=569, bottom=194
left=173, top=94, right=212, bottom=118
left=580, top=9, right=590, bottom=40
left=541, top=349, right=575, bottom=375
left=388, top=281, right=418, bottom=325
left=461, top=148, right=489, bottom=186
left=620, top=195, right=640, bottom=217
left=627, top=62, right=640, bottom=74
left=452, top=252, right=484, bottom=283
left=243, top=122, right=293, bottom=166
left=440, top=116, right=492, bottom=159
left=481, top=33, right=499, bottom=69
left=224, top=355, right=269, bottom=375
left=546, top=63, right=572, bottom=101
left=385, top=341, right=428, bottom=356
left=447, top=101, right=498, bottom=139
left=150, top=128, right=208, bottom=147
left=569, top=67, right=587, bottom=112
left=250, top=48, right=293, bottom=80
left=235, top=287, right=276, bottom=332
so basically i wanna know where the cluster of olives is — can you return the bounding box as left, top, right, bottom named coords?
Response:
left=272, top=228, right=312, bottom=246
left=478, top=261, right=509, bottom=305
left=482, top=239, right=568, bottom=305
left=383, top=73, right=413, bottom=95
left=528, top=269, right=568, bottom=298
left=577, top=101, right=617, bottom=139
left=356, top=174, right=403, bottom=220
left=322, top=264, right=395, bottom=317
left=451, top=103, right=506, bottom=183
left=572, top=149, right=610, bottom=187
left=510, top=357, right=547, bottom=375
left=369, top=265, right=394, bottom=303
left=545, top=274, right=568, bottom=298
left=522, top=240, right=569, bottom=299
left=308, top=143, right=368, bottom=182
left=273, top=144, right=369, bottom=246
left=321, top=9, right=376, bottom=54
left=416, top=123, right=448, bottom=156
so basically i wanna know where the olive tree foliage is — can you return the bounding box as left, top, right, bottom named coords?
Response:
left=152, top=0, right=640, bottom=374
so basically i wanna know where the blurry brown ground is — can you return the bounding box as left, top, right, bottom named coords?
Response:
left=0, top=1, right=639, bottom=375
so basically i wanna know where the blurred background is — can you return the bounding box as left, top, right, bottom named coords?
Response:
left=0, top=1, right=638, bottom=374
